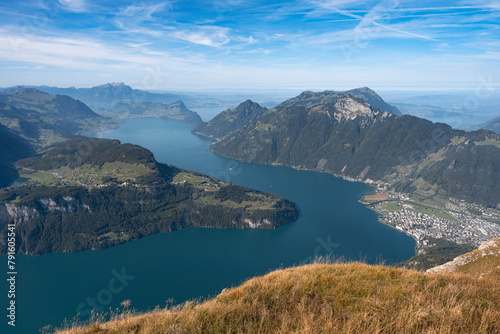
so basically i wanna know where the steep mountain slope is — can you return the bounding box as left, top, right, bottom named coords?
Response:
left=192, top=100, right=268, bottom=139
left=1, top=87, right=100, bottom=119
left=0, top=123, right=35, bottom=187
left=57, top=262, right=500, bottom=334
left=469, top=115, right=500, bottom=134
left=211, top=96, right=500, bottom=207
left=0, top=138, right=298, bottom=255
left=193, top=88, right=400, bottom=141
left=0, top=89, right=113, bottom=147
left=277, top=87, right=402, bottom=116
left=106, top=100, right=202, bottom=123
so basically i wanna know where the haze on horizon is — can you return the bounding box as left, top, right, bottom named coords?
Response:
left=0, top=0, right=499, bottom=92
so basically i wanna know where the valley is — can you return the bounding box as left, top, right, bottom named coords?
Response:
left=191, top=89, right=500, bottom=269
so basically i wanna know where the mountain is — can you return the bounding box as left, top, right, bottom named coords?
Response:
left=277, top=87, right=402, bottom=116
left=469, top=115, right=500, bottom=134
left=1, top=87, right=100, bottom=119
left=0, top=123, right=35, bottom=187
left=192, top=100, right=268, bottom=139
left=210, top=96, right=500, bottom=207
left=57, top=261, right=500, bottom=333
left=33, top=82, right=183, bottom=111
left=106, top=100, right=202, bottom=123
left=0, top=138, right=298, bottom=255
left=192, top=88, right=401, bottom=141
left=26, top=83, right=203, bottom=123
left=0, top=88, right=114, bottom=147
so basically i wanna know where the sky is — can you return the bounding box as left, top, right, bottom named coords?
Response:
left=0, top=0, right=499, bottom=91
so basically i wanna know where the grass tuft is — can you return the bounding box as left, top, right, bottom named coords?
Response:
left=56, top=262, right=500, bottom=334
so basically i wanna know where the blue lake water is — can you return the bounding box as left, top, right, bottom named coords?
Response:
left=1, top=118, right=415, bottom=333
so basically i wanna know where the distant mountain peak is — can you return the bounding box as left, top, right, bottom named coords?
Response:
left=192, top=99, right=268, bottom=140
left=97, top=82, right=129, bottom=88
left=277, top=87, right=402, bottom=116
left=4, top=87, right=50, bottom=97
left=170, top=100, right=187, bottom=109
left=237, top=99, right=260, bottom=109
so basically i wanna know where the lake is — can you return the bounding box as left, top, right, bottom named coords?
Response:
left=1, top=118, right=415, bottom=333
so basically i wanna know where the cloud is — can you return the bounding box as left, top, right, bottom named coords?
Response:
left=0, top=29, right=187, bottom=70
left=171, top=26, right=231, bottom=47
left=58, top=0, right=88, bottom=13
left=118, top=2, right=170, bottom=20
left=112, top=3, right=233, bottom=48
left=459, top=0, right=500, bottom=10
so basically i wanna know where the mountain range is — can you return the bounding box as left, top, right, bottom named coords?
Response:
left=192, top=87, right=401, bottom=140
left=2, top=84, right=204, bottom=123
left=18, top=82, right=182, bottom=112
left=3, top=82, right=233, bottom=114
left=193, top=89, right=500, bottom=208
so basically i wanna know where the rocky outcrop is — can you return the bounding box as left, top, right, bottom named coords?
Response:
left=0, top=198, right=93, bottom=229
left=0, top=203, right=39, bottom=228
left=244, top=218, right=272, bottom=228
left=427, top=238, right=500, bottom=276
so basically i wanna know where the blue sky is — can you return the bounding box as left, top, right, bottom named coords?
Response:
left=0, top=0, right=499, bottom=91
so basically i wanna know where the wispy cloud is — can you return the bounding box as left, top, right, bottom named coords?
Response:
left=118, top=2, right=170, bottom=20
left=0, top=29, right=187, bottom=70
left=171, top=25, right=231, bottom=47
left=460, top=0, right=500, bottom=10
left=112, top=2, right=234, bottom=48
left=58, top=0, right=88, bottom=13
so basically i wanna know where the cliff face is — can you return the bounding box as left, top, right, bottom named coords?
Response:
left=0, top=199, right=93, bottom=254
left=0, top=203, right=39, bottom=228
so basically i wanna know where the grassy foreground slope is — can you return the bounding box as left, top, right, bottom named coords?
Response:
left=58, top=262, right=499, bottom=334
left=427, top=237, right=500, bottom=280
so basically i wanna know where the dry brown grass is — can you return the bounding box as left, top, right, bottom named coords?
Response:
left=456, top=238, right=500, bottom=280
left=57, top=262, right=500, bottom=334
